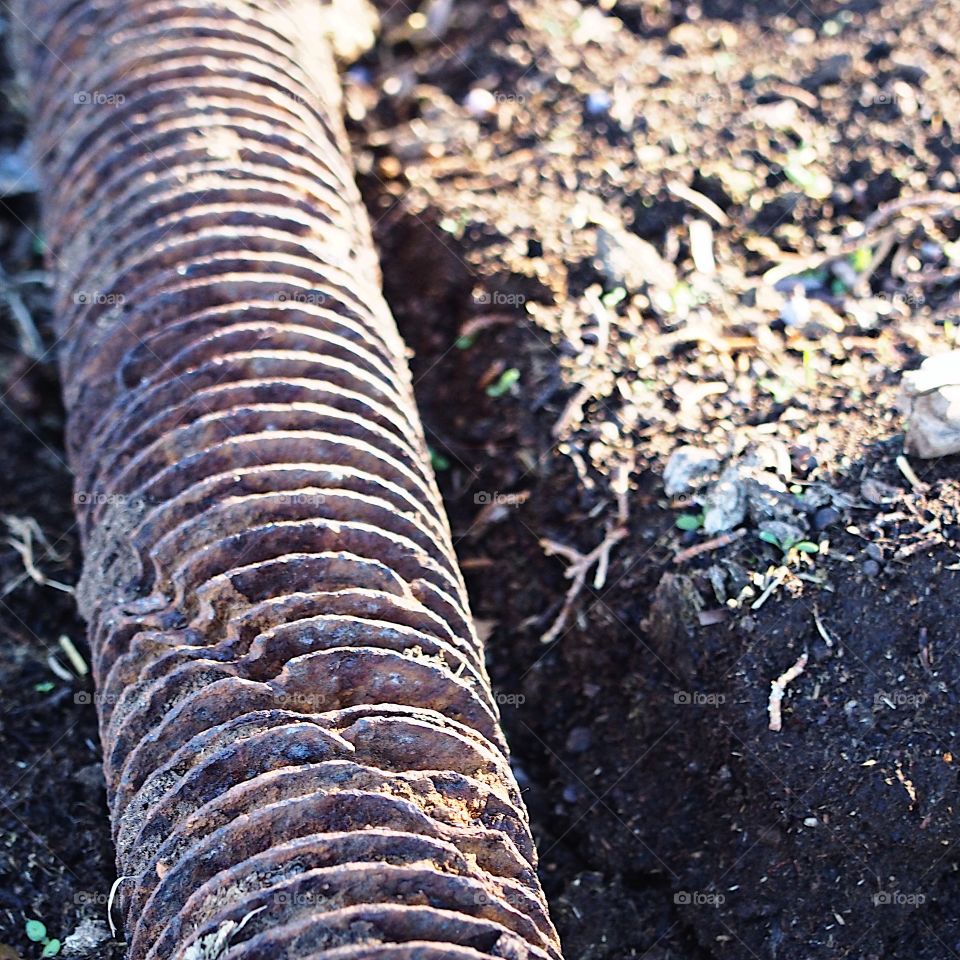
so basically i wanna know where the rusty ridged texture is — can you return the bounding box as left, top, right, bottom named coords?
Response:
left=14, top=2, right=562, bottom=958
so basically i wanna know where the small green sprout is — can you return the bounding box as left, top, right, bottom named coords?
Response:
left=783, top=147, right=832, bottom=199
left=429, top=448, right=451, bottom=472
left=799, top=267, right=829, bottom=286
left=848, top=245, right=873, bottom=273
left=34, top=681, right=55, bottom=694
left=675, top=513, right=704, bottom=532
left=758, top=530, right=819, bottom=557
left=486, top=368, right=520, bottom=398
left=758, top=377, right=795, bottom=405
left=454, top=334, right=475, bottom=350
left=803, top=348, right=815, bottom=389
left=25, top=921, right=59, bottom=957
left=601, top=286, right=627, bottom=308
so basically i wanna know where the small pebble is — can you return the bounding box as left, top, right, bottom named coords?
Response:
left=562, top=784, right=581, bottom=804
left=865, top=40, right=893, bottom=63
left=585, top=90, right=612, bottom=116
left=865, top=542, right=884, bottom=561
left=813, top=506, right=840, bottom=531
left=464, top=87, right=497, bottom=118
left=565, top=726, right=593, bottom=754
left=863, top=559, right=881, bottom=577
left=790, top=444, right=817, bottom=476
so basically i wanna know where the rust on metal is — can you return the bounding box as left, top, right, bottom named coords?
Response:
left=14, top=1, right=563, bottom=957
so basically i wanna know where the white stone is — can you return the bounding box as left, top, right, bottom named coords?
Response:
left=901, top=351, right=960, bottom=458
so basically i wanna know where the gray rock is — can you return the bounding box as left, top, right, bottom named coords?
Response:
left=663, top=445, right=721, bottom=496
left=596, top=225, right=677, bottom=292
left=758, top=519, right=806, bottom=549
left=901, top=351, right=960, bottom=458
left=702, top=463, right=748, bottom=534
left=806, top=53, right=853, bottom=88
left=813, top=506, right=840, bottom=530
left=62, top=918, right=111, bottom=957
left=0, top=141, right=38, bottom=196
left=565, top=726, right=593, bottom=754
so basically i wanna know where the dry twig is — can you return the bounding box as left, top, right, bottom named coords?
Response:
left=673, top=528, right=745, bottom=565
left=541, top=525, right=628, bottom=644
left=768, top=651, right=808, bottom=732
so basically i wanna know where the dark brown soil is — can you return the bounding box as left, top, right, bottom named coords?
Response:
left=1, top=1, right=960, bottom=958
left=357, top=2, right=960, bottom=958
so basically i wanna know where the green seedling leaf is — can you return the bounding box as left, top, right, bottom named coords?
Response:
left=41, top=941, right=60, bottom=958
left=794, top=541, right=820, bottom=554
left=454, top=334, right=474, bottom=350
left=602, top=286, right=627, bottom=308
left=783, top=151, right=832, bottom=199
left=758, top=530, right=783, bottom=548
left=486, top=368, right=520, bottom=398
left=758, top=377, right=795, bottom=405
left=800, top=268, right=829, bottom=285
left=34, top=681, right=55, bottom=694
left=25, top=921, right=46, bottom=943
left=848, top=246, right=873, bottom=272
left=429, top=448, right=451, bottom=472
left=675, top=513, right=704, bottom=532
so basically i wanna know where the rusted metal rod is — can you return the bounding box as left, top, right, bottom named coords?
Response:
left=13, top=2, right=563, bottom=957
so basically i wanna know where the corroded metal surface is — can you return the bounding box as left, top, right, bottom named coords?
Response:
left=14, top=2, right=562, bottom=957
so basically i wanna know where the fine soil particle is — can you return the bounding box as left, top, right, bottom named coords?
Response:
left=2, top=2, right=960, bottom=959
